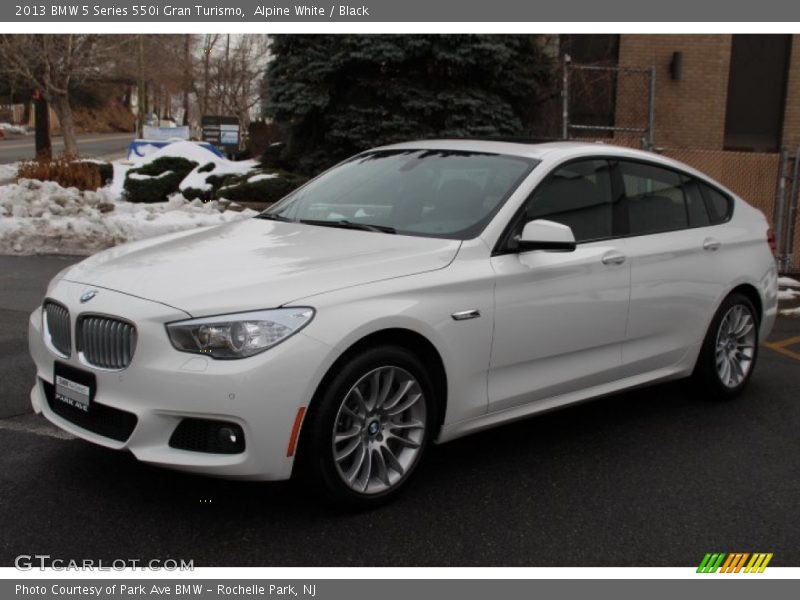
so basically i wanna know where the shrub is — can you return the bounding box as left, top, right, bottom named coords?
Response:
left=247, top=121, right=285, bottom=159
left=16, top=157, right=111, bottom=191
left=123, top=157, right=197, bottom=203
left=216, top=170, right=309, bottom=204
left=181, top=187, right=209, bottom=201
left=258, top=142, right=287, bottom=170
left=94, top=162, right=113, bottom=186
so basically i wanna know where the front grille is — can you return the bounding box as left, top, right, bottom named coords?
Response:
left=42, top=378, right=137, bottom=442
left=169, top=419, right=246, bottom=454
left=77, top=315, right=137, bottom=370
left=43, top=300, right=71, bottom=356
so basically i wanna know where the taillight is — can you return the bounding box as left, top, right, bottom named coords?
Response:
left=767, top=229, right=777, bottom=255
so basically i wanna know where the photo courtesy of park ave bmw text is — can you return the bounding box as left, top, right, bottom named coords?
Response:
left=0, top=0, right=799, bottom=597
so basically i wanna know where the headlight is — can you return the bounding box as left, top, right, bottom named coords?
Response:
left=166, top=308, right=315, bottom=359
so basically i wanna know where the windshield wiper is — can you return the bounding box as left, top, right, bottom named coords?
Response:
left=299, top=219, right=396, bottom=234
left=254, top=213, right=295, bottom=222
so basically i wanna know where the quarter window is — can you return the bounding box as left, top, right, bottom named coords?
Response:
left=699, top=183, right=733, bottom=224
left=522, top=159, right=614, bottom=243
left=619, top=161, right=688, bottom=235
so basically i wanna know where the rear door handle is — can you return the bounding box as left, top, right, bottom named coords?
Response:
left=601, top=251, right=626, bottom=265
left=703, top=238, right=722, bottom=251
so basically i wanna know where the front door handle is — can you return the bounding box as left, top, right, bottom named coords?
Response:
left=703, top=238, right=722, bottom=251
left=601, top=251, right=626, bottom=265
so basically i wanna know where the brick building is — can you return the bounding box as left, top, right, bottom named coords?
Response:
left=558, top=34, right=800, bottom=153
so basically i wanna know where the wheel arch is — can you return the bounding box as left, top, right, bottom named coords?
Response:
left=294, top=327, right=448, bottom=465
left=728, top=283, right=763, bottom=326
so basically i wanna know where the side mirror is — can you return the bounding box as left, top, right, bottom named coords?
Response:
left=516, top=219, right=577, bottom=252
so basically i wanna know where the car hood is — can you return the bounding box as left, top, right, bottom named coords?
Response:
left=63, top=219, right=461, bottom=315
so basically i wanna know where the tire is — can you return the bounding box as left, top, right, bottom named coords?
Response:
left=692, top=292, right=760, bottom=400
left=296, top=345, right=437, bottom=509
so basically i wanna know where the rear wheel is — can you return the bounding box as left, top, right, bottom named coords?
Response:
left=297, top=345, right=436, bottom=509
left=693, top=292, right=759, bottom=399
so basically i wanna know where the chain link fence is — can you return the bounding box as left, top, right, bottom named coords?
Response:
left=561, top=58, right=655, bottom=149
left=776, top=147, right=800, bottom=272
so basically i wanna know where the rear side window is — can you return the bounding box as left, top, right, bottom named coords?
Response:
left=699, top=182, right=733, bottom=224
left=524, top=159, right=614, bottom=242
left=619, top=161, right=688, bottom=235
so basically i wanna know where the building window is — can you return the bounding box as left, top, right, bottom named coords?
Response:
left=724, top=35, right=792, bottom=152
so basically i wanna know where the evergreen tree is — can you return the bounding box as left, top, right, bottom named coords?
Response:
left=265, top=35, right=553, bottom=174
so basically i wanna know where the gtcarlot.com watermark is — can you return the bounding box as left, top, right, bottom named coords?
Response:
left=15, top=554, right=194, bottom=571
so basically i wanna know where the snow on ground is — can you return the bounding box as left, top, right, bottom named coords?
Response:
left=778, top=289, right=800, bottom=301
left=0, top=179, right=255, bottom=256
left=778, top=276, right=800, bottom=288
left=0, top=163, right=17, bottom=181
left=780, top=306, right=800, bottom=317
left=0, top=141, right=274, bottom=256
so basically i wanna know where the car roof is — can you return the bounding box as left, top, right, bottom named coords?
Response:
left=375, top=138, right=702, bottom=173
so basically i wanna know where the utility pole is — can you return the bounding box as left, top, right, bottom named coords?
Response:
left=33, top=89, right=51, bottom=160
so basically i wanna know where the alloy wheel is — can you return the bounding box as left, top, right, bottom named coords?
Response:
left=331, top=366, right=427, bottom=495
left=714, top=304, right=757, bottom=388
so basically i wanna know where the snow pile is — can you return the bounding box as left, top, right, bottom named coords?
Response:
left=0, top=123, right=31, bottom=135
left=180, top=159, right=258, bottom=194
left=778, top=276, right=800, bottom=317
left=247, top=173, right=277, bottom=183
left=778, top=276, right=800, bottom=288
left=0, top=163, right=17, bottom=181
left=133, top=140, right=222, bottom=166
left=0, top=179, right=256, bottom=256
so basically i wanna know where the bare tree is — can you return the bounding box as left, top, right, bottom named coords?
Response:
left=0, top=35, right=118, bottom=156
left=198, top=35, right=269, bottom=126
left=200, top=34, right=221, bottom=118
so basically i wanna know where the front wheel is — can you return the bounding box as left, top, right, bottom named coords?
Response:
left=297, top=345, right=436, bottom=509
left=693, top=292, right=759, bottom=399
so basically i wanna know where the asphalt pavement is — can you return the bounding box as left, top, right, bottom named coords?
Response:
left=1, top=255, right=798, bottom=566
left=0, top=132, right=134, bottom=164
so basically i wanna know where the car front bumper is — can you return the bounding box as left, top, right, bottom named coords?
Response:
left=28, top=280, right=333, bottom=481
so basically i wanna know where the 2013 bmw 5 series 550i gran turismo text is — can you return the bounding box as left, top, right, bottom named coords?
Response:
left=28, top=141, right=778, bottom=507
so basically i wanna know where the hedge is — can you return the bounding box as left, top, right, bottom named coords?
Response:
left=216, top=170, right=309, bottom=204
left=123, top=157, right=198, bottom=204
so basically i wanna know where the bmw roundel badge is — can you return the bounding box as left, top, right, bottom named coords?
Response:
left=80, top=290, right=98, bottom=303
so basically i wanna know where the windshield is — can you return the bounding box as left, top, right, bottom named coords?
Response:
left=262, top=149, right=538, bottom=239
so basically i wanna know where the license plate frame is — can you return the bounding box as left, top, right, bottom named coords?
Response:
left=53, top=362, right=96, bottom=413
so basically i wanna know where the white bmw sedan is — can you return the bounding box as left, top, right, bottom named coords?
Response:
left=28, top=141, right=778, bottom=507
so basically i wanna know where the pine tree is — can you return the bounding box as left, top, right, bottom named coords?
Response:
left=265, top=35, right=553, bottom=174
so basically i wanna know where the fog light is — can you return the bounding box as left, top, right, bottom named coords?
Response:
left=169, top=419, right=245, bottom=454
left=218, top=426, right=239, bottom=447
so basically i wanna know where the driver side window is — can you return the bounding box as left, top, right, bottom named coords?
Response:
left=520, top=159, right=615, bottom=243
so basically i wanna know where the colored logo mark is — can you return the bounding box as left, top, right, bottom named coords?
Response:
left=697, top=553, right=773, bottom=573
